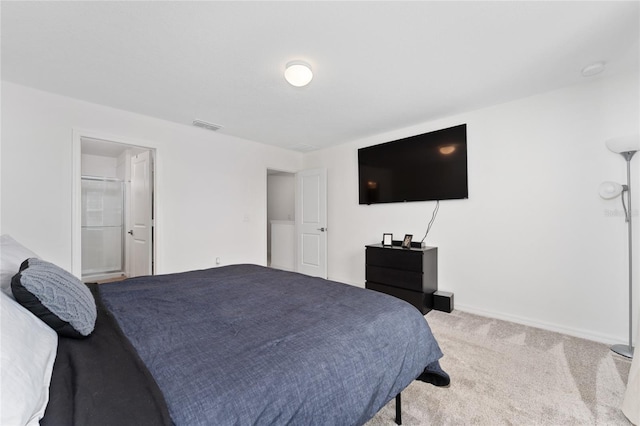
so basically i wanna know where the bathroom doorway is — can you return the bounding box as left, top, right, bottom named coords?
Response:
left=74, top=135, right=155, bottom=282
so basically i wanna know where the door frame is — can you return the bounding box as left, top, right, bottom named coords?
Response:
left=71, top=128, right=158, bottom=279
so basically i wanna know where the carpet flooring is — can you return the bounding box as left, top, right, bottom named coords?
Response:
left=367, top=310, right=633, bottom=425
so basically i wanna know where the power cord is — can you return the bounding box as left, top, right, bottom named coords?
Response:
left=620, top=185, right=630, bottom=223
left=420, top=201, right=440, bottom=244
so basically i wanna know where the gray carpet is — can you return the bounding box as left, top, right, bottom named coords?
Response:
left=368, top=310, right=632, bottom=425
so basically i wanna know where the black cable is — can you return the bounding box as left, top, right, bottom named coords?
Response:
left=420, top=200, right=440, bottom=244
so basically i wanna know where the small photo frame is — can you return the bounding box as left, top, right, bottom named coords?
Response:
left=382, top=233, right=393, bottom=246
left=401, top=234, right=413, bottom=249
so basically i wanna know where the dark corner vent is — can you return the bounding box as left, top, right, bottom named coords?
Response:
left=192, top=119, right=223, bottom=132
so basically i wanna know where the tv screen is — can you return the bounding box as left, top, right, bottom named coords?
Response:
left=358, top=124, right=468, bottom=204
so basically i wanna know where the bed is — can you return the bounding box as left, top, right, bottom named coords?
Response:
left=1, top=235, right=448, bottom=426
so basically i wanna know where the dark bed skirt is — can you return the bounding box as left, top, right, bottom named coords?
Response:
left=41, top=284, right=172, bottom=426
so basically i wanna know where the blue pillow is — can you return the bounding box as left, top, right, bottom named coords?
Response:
left=11, top=258, right=96, bottom=338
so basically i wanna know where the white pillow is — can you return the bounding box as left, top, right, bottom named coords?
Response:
left=0, top=235, right=40, bottom=299
left=0, top=292, right=58, bottom=426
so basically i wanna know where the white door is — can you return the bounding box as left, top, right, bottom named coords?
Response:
left=129, top=151, right=152, bottom=277
left=295, top=168, right=327, bottom=278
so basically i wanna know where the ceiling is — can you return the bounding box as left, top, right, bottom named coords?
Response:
left=2, top=1, right=638, bottom=152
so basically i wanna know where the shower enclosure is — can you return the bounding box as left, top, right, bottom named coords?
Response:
left=81, top=177, right=124, bottom=280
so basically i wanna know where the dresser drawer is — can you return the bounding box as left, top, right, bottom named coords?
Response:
left=366, top=265, right=423, bottom=291
left=366, top=282, right=430, bottom=314
left=366, top=247, right=423, bottom=271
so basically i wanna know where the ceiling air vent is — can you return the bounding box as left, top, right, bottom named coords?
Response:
left=289, top=143, right=319, bottom=153
left=192, top=119, right=223, bottom=132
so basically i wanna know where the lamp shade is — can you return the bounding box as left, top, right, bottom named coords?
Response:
left=606, top=135, right=640, bottom=154
left=599, top=181, right=624, bottom=199
left=284, top=61, right=313, bottom=87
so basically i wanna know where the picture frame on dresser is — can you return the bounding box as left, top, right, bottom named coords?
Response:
left=382, top=233, right=393, bottom=246
left=401, top=234, right=413, bottom=249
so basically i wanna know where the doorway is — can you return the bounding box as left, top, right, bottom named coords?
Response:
left=72, top=131, right=155, bottom=281
left=267, top=169, right=296, bottom=271
left=266, top=168, right=328, bottom=278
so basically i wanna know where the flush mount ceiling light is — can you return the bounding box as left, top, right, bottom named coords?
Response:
left=284, top=61, right=313, bottom=87
left=581, top=61, right=606, bottom=77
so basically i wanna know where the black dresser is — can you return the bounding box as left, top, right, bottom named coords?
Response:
left=365, top=243, right=438, bottom=314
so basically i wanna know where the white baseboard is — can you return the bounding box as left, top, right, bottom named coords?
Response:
left=270, top=264, right=294, bottom=272
left=454, top=303, right=625, bottom=346
left=342, top=278, right=630, bottom=346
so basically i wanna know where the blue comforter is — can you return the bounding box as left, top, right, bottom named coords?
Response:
left=100, top=264, right=445, bottom=425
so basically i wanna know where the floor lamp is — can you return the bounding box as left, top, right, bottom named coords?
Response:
left=599, top=135, right=639, bottom=359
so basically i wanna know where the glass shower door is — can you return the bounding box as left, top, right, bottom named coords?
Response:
left=81, top=178, right=124, bottom=278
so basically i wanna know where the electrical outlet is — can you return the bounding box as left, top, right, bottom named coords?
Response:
left=216, top=257, right=221, bottom=265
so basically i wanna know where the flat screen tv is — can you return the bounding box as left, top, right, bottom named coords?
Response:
left=358, top=124, right=468, bottom=204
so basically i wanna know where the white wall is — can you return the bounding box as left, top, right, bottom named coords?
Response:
left=267, top=173, right=295, bottom=222
left=303, top=71, right=640, bottom=345
left=81, top=153, right=118, bottom=178
left=2, top=73, right=637, bottom=346
left=1, top=81, right=303, bottom=274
